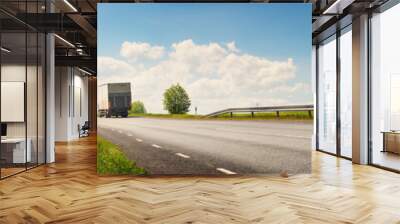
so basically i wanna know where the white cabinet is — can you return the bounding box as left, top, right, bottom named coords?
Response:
left=1, top=138, right=32, bottom=163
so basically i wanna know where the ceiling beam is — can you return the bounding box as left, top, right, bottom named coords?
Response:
left=67, top=13, right=97, bottom=38
left=55, top=55, right=97, bottom=74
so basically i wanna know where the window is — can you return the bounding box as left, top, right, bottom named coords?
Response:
left=370, top=3, right=400, bottom=171
left=339, top=26, right=352, bottom=158
left=317, top=35, right=337, bottom=154
left=0, top=2, right=46, bottom=179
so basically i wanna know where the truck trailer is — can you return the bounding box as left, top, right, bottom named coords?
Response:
left=98, top=83, right=132, bottom=118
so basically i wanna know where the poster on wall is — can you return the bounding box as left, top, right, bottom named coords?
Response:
left=1, top=82, right=25, bottom=122
left=97, top=3, right=313, bottom=176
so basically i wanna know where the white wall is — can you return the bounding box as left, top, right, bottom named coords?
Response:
left=55, top=66, right=70, bottom=141
left=1, top=65, right=38, bottom=138
left=55, top=67, right=89, bottom=141
left=1, top=65, right=26, bottom=146
left=71, top=72, right=89, bottom=138
left=1, top=63, right=46, bottom=164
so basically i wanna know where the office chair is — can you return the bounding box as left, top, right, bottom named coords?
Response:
left=79, top=121, right=90, bottom=138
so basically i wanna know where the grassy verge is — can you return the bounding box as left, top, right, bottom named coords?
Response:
left=129, top=111, right=313, bottom=120
left=97, top=136, right=147, bottom=175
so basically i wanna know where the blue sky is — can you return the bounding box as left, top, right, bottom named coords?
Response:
left=98, top=4, right=312, bottom=114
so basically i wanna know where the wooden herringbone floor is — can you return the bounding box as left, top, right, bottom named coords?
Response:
left=1, top=135, right=400, bottom=224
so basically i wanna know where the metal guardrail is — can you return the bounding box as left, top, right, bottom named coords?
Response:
left=205, top=104, right=314, bottom=118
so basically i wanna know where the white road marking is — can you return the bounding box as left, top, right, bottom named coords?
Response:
left=111, top=128, right=115, bottom=131
left=127, top=133, right=133, bottom=137
left=118, top=130, right=123, bottom=134
left=136, top=138, right=143, bottom=142
left=175, top=153, right=190, bottom=159
left=216, top=168, right=237, bottom=175
left=152, top=144, right=162, bottom=149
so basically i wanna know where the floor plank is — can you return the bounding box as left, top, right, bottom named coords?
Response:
left=0, top=135, right=399, bottom=223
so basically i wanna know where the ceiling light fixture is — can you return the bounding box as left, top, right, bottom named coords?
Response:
left=63, top=0, right=78, bottom=12
left=1, top=47, right=11, bottom=53
left=78, top=67, right=92, bottom=76
left=323, top=1, right=341, bottom=14
left=323, top=0, right=354, bottom=15
left=54, top=34, right=75, bottom=48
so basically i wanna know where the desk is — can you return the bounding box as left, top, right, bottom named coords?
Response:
left=382, top=131, right=400, bottom=154
left=1, top=138, right=31, bottom=163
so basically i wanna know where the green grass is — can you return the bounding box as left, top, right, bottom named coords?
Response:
left=97, top=136, right=147, bottom=175
left=129, top=111, right=313, bottom=120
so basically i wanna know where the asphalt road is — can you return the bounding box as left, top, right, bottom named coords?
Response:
left=98, top=117, right=313, bottom=175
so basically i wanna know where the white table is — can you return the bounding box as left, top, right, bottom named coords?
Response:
left=1, top=138, right=31, bottom=163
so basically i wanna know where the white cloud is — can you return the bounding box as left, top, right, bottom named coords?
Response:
left=99, top=39, right=311, bottom=114
left=269, top=83, right=310, bottom=95
left=120, top=41, right=165, bottom=60
left=97, top=56, right=141, bottom=85
left=226, top=41, right=239, bottom=53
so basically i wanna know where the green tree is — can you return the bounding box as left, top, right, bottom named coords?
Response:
left=163, top=83, right=191, bottom=114
left=130, top=101, right=146, bottom=114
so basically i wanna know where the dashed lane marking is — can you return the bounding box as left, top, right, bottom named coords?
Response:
left=175, top=153, right=190, bottom=159
left=216, top=168, right=237, bottom=175
left=152, top=144, right=162, bottom=149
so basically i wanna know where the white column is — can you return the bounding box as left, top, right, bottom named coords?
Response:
left=312, top=45, right=317, bottom=150
left=46, top=33, right=55, bottom=163
left=352, top=14, right=369, bottom=164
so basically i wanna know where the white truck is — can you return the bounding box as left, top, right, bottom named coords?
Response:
left=98, top=83, right=131, bottom=118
